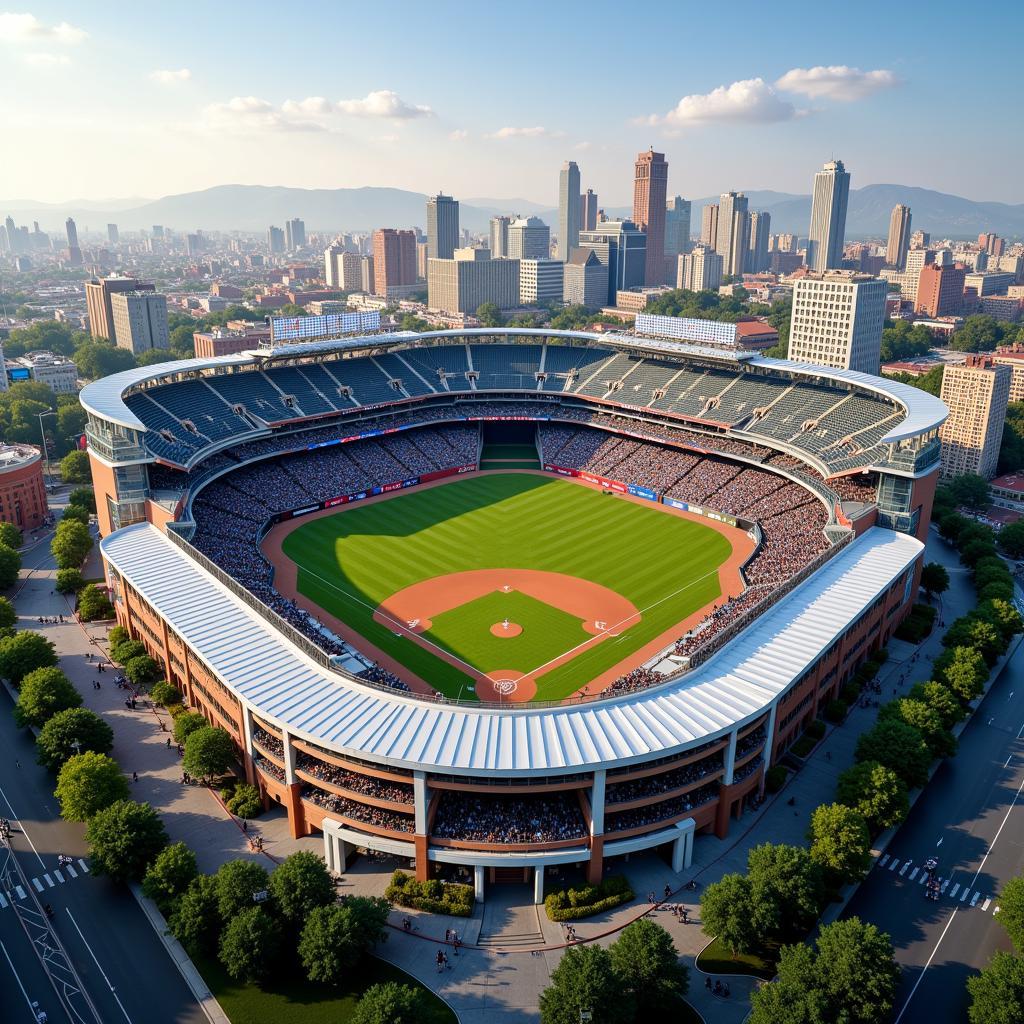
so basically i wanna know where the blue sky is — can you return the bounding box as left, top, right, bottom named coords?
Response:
left=1, top=1, right=1021, bottom=205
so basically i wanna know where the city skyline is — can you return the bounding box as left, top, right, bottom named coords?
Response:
left=1, top=2, right=1022, bottom=205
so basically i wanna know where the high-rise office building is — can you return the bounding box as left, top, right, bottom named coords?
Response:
left=285, top=218, right=306, bottom=250
left=939, top=356, right=1011, bottom=479
left=427, top=257, right=520, bottom=314
left=3, top=216, right=17, bottom=254
left=886, top=204, right=912, bottom=269
left=580, top=190, right=599, bottom=232
left=107, top=224, right=119, bottom=245
left=910, top=230, right=929, bottom=249
left=677, top=246, right=723, bottom=292
left=771, top=233, right=797, bottom=253
left=324, top=243, right=349, bottom=288
left=372, top=229, right=418, bottom=298
left=85, top=276, right=155, bottom=341
left=186, top=233, right=202, bottom=257
left=519, top=259, right=564, bottom=305
left=110, top=292, right=170, bottom=354
left=563, top=249, right=607, bottom=308
left=915, top=263, right=966, bottom=317
left=489, top=216, right=511, bottom=259
left=267, top=226, right=285, bottom=254
left=633, top=149, right=668, bottom=285
left=360, top=255, right=375, bottom=294
left=427, top=193, right=459, bottom=260
left=788, top=270, right=886, bottom=374
left=152, top=225, right=165, bottom=239
left=715, top=192, right=749, bottom=277
left=578, top=221, right=647, bottom=304
left=507, top=217, right=551, bottom=260
left=664, top=197, right=692, bottom=262
left=747, top=211, right=771, bottom=274
left=807, top=159, right=850, bottom=272
left=64, top=216, right=82, bottom=264
left=700, top=204, right=719, bottom=247
left=558, top=161, right=581, bottom=262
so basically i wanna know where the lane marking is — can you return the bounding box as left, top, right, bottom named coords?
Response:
left=1007, top=755, right=1014, bottom=768
left=0, top=892, right=7, bottom=909
left=971, top=892, right=981, bottom=907
left=960, top=887, right=971, bottom=903
left=0, top=938, right=38, bottom=1016
left=31, top=878, right=43, bottom=893
left=940, top=878, right=950, bottom=893
left=949, top=883, right=960, bottom=899
left=65, top=864, right=77, bottom=879
left=879, top=854, right=890, bottom=867
left=982, top=898, right=992, bottom=911
left=43, top=873, right=53, bottom=888
left=888, top=859, right=899, bottom=871
left=78, top=859, right=89, bottom=873
left=14, top=885, right=26, bottom=900
left=0, top=782, right=47, bottom=870
left=54, top=869, right=64, bottom=883
left=900, top=860, right=911, bottom=876
left=917, top=874, right=927, bottom=885
left=909, top=867, right=919, bottom=881
left=65, top=908, right=134, bottom=1024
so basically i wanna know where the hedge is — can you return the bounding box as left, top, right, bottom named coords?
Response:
left=385, top=871, right=474, bottom=917
left=544, top=875, right=634, bottom=921
left=824, top=699, right=848, bottom=724
left=765, top=764, right=788, bottom=793
left=894, top=603, right=938, bottom=644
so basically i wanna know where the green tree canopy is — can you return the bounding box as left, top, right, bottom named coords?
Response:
left=183, top=725, right=236, bottom=781
left=55, top=567, right=85, bottom=594
left=13, top=665, right=80, bottom=727
left=85, top=799, right=168, bottom=881
left=979, top=598, right=1024, bottom=642
left=539, top=943, right=630, bottom=1024
left=836, top=760, right=909, bottom=833
left=218, top=906, right=282, bottom=983
left=907, top=681, right=964, bottom=730
left=996, top=876, right=1024, bottom=952
left=935, top=644, right=990, bottom=701
left=173, top=711, right=208, bottom=745
left=350, top=982, right=428, bottom=1024
left=807, top=803, right=872, bottom=884
left=50, top=518, right=93, bottom=569
left=700, top=872, right=758, bottom=954
left=142, top=841, right=199, bottom=915
left=855, top=718, right=932, bottom=788
left=0, top=630, right=57, bottom=684
left=55, top=751, right=130, bottom=821
left=67, top=487, right=96, bottom=513
left=746, top=842, right=824, bottom=943
left=60, top=503, right=90, bottom=525
left=77, top=584, right=114, bottom=621
left=59, top=450, right=91, bottom=484
left=968, top=952, right=1024, bottom=1024
left=0, top=595, right=15, bottom=629
left=73, top=341, right=136, bottom=380
left=124, top=653, right=159, bottom=685
left=268, top=850, right=335, bottom=927
left=169, top=875, right=220, bottom=957
left=215, top=859, right=271, bottom=922
left=879, top=697, right=956, bottom=759
left=920, top=562, right=950, bottom=598
left=475, top=302, right=504, bottom=327
left=0, top=543, right=22, bottom=589
left=36, top=707, right=114, bottom=771
left=607, top=919, right=689, bottom=1016
left=0, top=522, right=22, bottom=549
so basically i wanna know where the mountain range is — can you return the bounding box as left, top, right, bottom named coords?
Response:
left=2, top=183, right=1021, bottom=240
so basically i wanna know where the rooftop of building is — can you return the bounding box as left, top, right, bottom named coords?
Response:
left=0, top=444, right=41, bottom=470
left=991, top=473, right=1024, bottom=494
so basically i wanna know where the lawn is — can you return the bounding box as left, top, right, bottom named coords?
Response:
left=695, top=935, right=779, bottom=980
left=199, top=953, right=457, bottom=1024
left=281, top=473, right=731, bottom=701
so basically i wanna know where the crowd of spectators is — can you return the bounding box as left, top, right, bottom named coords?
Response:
left=253, top=753, right=285, bottom=783
left=736, top=726, right=767, bottom=759
left=301, top=784, right=416, bottom=833
left=605, top=752, right=725, bottom=804
left=295, top=752, right=414, bottom=804
left=604, top=666, right=663, bottom=698
left=732, top=755, right=764, bottom=785
left=605, top=782, right=719, bottom=833
left=356, top=664, right=411, bottom=693
left=432, top=792, right=588, bottom=844
left=252, top=726, right=284, bottom=759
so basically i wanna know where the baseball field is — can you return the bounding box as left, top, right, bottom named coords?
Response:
left=271, top=473, right=746, bottom=702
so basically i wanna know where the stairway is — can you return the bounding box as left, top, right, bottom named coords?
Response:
left=476, top=883, right=544, bottom=948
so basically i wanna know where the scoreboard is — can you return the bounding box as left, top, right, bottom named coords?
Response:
left=270, top=310, right=381, bottom=343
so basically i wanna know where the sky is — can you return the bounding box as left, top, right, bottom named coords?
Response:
left=1, top=0, right=1022, bottom=207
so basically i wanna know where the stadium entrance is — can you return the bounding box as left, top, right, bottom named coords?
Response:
left=480, top=420, right=540, bottom=470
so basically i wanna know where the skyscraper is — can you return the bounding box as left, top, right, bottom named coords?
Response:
left=807, top=159, right=850, bottom=272
left=939, top=357, right=1011, bottom=479
left=507, top=217, right=550, bottom=260
left=580, top=189, right=599, bottom=232
left=107, top=223, right=119, bottom=245
left=489, top=216, right=511, bottom=259
left=267, top=226, right=285, bottom=254
left=677, top=246, right=723, bottom=292
left=372, top=229, right=418, bottom=298
left=700, top=205, right=719, bottom=247
left=886, top=204, right=912, bottom=269
left=85, top=276, right=155, bottom=341
left=748, top=211, right=771, bottom=274
left=578, top=221, right=647, bottom=304
left=65, top=216, right=82, bottom=264
left=285, top=217, right=306, bottom=250
left=664, top=197, right=692, bottom=262
left=715, top=192, right=749, bottom=277
left=558, top=161, right=581, bottom=262
left=633, top=149, right=668, bottom=285
left=110, top=292, right=170, bottom=354
left=427, top=193, right=459, bottom=260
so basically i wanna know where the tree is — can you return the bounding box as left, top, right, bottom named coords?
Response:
left=55, top=751, right=130, bottom=821
left=879, top=697, right=956, bottom=759
left=142, top=841, right=198, bottom=914
left=700, top=873, right=757, bottom=954
left=85, top=799, right=167, bottom=881
left=67, top=487, right=96, bottom=514
left=50, top=519, right=93, bottom=569
left=149, top=680, right=181, bottom=707
left=0, top=543, right=21, bottom=588
left=979, top=598, right=1024, bottom=642
left=539, top=944, right=630, bottom=1024
left=183, top=726, right=236, bottom=782
left=57, top=403, right=87, bottom=445
left=0, top=595, right=14, bottom=630
left=60, top=503, right=90, bottom=525
left=836, top=761, right=909, bottom=832
left=124, top=654, right=159, bottom=685
left=807, top=803, right=872, bottom=884
left=920, top=562, right=950, bottom=598
left=215, top=859, right=271, bottom=922
left=73, top=341, right=135, bottom=380
left=107, top=624, right=130, bottom=648
left=170, top=875, right=219, bottom=956
left=173, top=711, right=208, bottom=745
left=995, top=876, right=1024, bottom=951
left=55, top=567, right=85, bottom=594
left=908, top=681, right=964, bottom=730
left=855, top=718, right=932, bottom=789
left=0, top=630, right=57, bottom=684
left=968, top=952, right=1024, bottom=1024
left=111, top=638, right=146, bottom=664
left=938, top=511, right=970, bottom=543
left=475, top=302, right=504, bottom=327
left=36, top=707, right=114, bottom=770
left=746, top=842, right=824, bottom=942
left=13, top=666, right=81, bottom=727
left=998, top=520, right=1024, bottom=560
left=608, top=919, right=689, bottom=1016
left=351, top=982, right=428, bottom=1024
left=77, top=584, right=114, bottom=621
left=268, top=850, right=335, bottom=927
left=0, top=522, right=22, bottom=549
left=948, top=473, right=991, bottom=510
left=962, top=538, right=999, bottom=569
left=935, top=644, right=990, bottom=701
left=219, top=906, right=282, bottom=983
left=59, top=450, right=92, bottom=484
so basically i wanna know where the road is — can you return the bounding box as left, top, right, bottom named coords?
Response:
left=843, top=628, right=1024, bottom=1023
left=0, top=512, right=207, bottom=1024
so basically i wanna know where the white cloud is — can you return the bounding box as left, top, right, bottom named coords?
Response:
left=372, top=133, right=399, bottom=144
left=23, top=51, right=69, bottom=66
left=0, top=12, right=86, bottom=43
left=645, top=78, right=798, bottom=126
left=776, top=65, right=900, bottom=101
left=336, top=89, right=432, bottom=119
left=281, top=96, right=332, bottom=115
left=448, top=129, right=468, bottom=141
left=574, top=141, right=592, bottom=151
left=150, top=68, right=191, bottom=84
left=486, top=125, right=562, bottom=139
left=203, top=96, right=327, bottom=134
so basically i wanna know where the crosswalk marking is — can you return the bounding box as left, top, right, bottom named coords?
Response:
left=982, top=898, right=992, bottom=911
left=43, top=874, right=54, bottom=888
left=31, top=878, right=43, bottom=893
left=949, top=883, right=961, bottom=899
left=909, top=867, right=919, bottom=881
left=78, top=859, right=88, bottom=873
left=54, top=869, right=64, bottom=883
left=879, top=854, right=890, bottom=868
left=918, top=874, right=927, bottom=885
left=65, top=864, right=77, bottom=879
left=889, top=859, right=899, bottom=871
left=0, top=893, right=7, bottom=909
left=961, top=887, right=971, bottom=902
left=900, top=861, right=911, bottom=876
left=941, top=879, right=951, bottom=893
left=971, top=892, right=980, bottom=906
left=14, top=885, right=25, bottom=900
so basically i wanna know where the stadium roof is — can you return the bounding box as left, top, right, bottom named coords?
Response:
left=80, top=329, right=947, bottom=441
left=101, top=523, right=923, bottom=776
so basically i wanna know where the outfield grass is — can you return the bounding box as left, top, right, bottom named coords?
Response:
left=282, top=473, right=731, bottom=701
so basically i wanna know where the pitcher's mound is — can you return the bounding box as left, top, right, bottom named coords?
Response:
left=490, top=621, right=523, bottom=638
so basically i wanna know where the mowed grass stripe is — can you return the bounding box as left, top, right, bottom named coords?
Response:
left=282, top=474, right=731, bottom=700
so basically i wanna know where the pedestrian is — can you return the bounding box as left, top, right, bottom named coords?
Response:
left=132, top=771, right=138, bottom=783
left=15, top=760, right=20, bottom=769
left=681, top=908, right=689, bottom=923
left=445, top=928, right=451, bottom=943
left=436, top=950, right=444, bottom=973
left=166, top=737, right=171, bottom=749
left=648, top=891, right=656, bottom=904
left=242, top=819, right=248, bottom=833
left=705, top=977, right=712, bottom=991
left=664, top=884, right=671, bottom=901
left=443, top=952, right=450, bottom=970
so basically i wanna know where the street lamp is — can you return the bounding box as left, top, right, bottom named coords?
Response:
left=37, top=410, right=56, bottom=490
left=71, top=739, right=82, bottom=756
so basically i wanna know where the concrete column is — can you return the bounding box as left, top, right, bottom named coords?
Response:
left=760, top=703, right=778, bottom=794
left=723, top=730, right=738, bottom=785
left=413, top=771, right=429, bottom=835
left=534, top=865, right=545, bottom=905
left=240, top=705, right=256, bottom=786
left=590, top=769, right=606, bottom=837
left=474, top=865, right=485, bottom=904
left=281, top=729, right=297, bottom=785
left=323, top=830, right=336, bottom=872
left=671, top=820, right=695, bottom=872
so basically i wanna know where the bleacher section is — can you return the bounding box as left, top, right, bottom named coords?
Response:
left=469, top=344, right=544, bottom=390
left=206, top=372, right=305, bottom=423
left=263, top=366, right=339, bottom=417
left=368, top=353, right=436, bottom=397
left=400, top=344, right=472, bottom=391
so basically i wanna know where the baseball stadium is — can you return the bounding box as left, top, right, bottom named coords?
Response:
left=82, top=314, right=947, bottom=902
